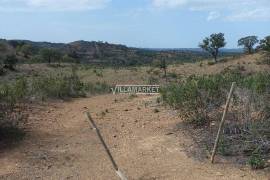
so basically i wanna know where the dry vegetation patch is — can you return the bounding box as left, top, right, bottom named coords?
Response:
left=161, top=70, right=270, bottom=169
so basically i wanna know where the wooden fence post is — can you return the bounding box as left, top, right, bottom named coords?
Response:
left=210, top=82, right=236, bottom=163
left=85, top=112, right=128, bottom=180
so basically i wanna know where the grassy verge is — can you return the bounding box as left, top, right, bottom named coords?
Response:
left=0, top=66, right=111, bottom=141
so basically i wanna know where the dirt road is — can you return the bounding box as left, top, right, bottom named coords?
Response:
left=0, top=94, right=269, bottom=179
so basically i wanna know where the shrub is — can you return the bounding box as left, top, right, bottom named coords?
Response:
left=32, top=73, right=86, bottom=99
left=62, top=54, right=76, bottom=63
left=248, top=149, right=265, bottom=169
left=93, top=69, right=103, bottom=77
left=0, top=77, right=28, bottom=104
left=161, top=72, right=270, bottom=126
left=161, top=75, right=227, bottom=126
left=208, top=61, right=215, bottom=66
left=218, top=136, right=231, bottom=156
left=0, top=78, right=28, bottom=132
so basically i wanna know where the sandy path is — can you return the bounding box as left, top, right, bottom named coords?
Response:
left=0, top=94, right=269, bottom=180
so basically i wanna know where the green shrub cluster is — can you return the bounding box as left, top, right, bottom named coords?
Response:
left=31, top=73, right=86, bottom=99
left=161, top=72, right=270, bottom=125
left=161, top=72, right=242, bottom=125
left=93, top=69, right=103, bottom=77
left=0, top=74, right=112, bottom=104
left=0, top=77, right=28, bottom=104
left=248, top=149, right=265, bottom=169
left=161, top=71, right=270, bottom=168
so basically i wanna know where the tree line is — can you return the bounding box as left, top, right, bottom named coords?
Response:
left=0, top=41, right=79, bottom=72
left=199, top=34, right=270, bottom=62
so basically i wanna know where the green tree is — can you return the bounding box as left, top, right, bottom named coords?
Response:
left=20, top=44, right=33, bottom=58
left=238, top=36, right=258, bottom=54
left=4, top=54, right=18, bottom=70
left=68, top=50, right=80, bottom=63
left=62, top=54, right=76, bottom=63
left=199, top=33, right=226, bottom=63
left=259, top=36, right=270, bottom=52
left=40, top=48, right=62, bottom=64
left=0, top=42, right=7, bottom=52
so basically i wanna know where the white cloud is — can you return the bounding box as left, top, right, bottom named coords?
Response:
left=151, top=0, right=270, bottom=21
left=0, top=0, right=110, bottom=11
left=152, top=0, right=187, bottom=8
left=226, top=8, right=270, bottom=21
left=207, top=11, right=220, bottom=21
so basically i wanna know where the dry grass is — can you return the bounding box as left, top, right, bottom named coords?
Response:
left=1, top=53, right=268, bottom=86
left=170, top=53, right=269, bottom=76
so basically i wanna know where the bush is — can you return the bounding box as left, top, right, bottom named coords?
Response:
left=62, top=54, right=76, bottom=63
left=93, top=69, right=103, bottom=77
left=32, top=73, right=86, bottom=99
left=248, top=149, right=265, bottom=169
left=0, top=77, right=28, bottom=104
left=0, top=78, right=28, bottom=131
left=208, top=61, right=215, bottom=66
left=161, top=74, right=229, bottom=126
left=161, top=72, right=270, bottom=126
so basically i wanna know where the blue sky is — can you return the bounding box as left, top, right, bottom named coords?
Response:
left=0, top=0, right=269, bottom=48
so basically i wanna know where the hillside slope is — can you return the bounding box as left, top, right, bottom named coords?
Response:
left=0, top=39, right=241, bottom=65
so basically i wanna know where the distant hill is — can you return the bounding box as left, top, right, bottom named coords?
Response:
left=0, top=39, right=242, bottom=65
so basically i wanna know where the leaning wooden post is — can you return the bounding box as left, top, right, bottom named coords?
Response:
left=210, top=82, right=236, bottom=163
left=85, top=112, right=128, bottom=180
